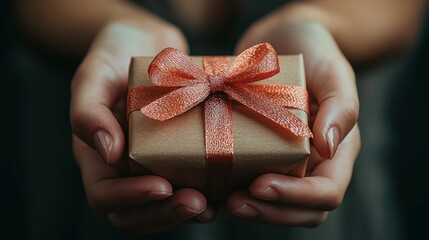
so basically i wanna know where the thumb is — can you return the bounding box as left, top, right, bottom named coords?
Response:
left=309, top=56, right=359, bottom=160
left=70, top=57, right=127, bottom=165
left=277, top=21, right=360, bottom=160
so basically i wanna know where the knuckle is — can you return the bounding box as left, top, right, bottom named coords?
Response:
left=310, top=179, right=344, bottom=210
left=86, top=184, right=109, bottom=214
left=69, top=105, right=88, bottom=138
left=108, top=214, right=134, bottom=235
left=305, top=212, right=329, bottom=228
left=333, top=95, right=359, bottom=126
left=70, top=64, right=88, bottom=92
left=323, top=183, right=344, bottom=210
left=344, top=96, right=360, bottom=123
left=69, top=77, right=87, bottom=133
left=69, top=105, right=81, bottom=129
left=326, top=194, right=343, bottom=210
left=87, top=193, right=106, bottom=214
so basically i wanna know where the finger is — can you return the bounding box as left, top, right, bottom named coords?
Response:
left=73, top=136, right=173, bottom=214
left=224, top=191, right=328, bottom=227
left=108, top=188, right=207, bottom=235
left=276, top=22, right=359, bottom=160
left=249, top=174, right=342, bottom=211
left=249, top=125, right=360, bottom=210
left=308, top=55, right=359, bottom=160
left=70, top=52, right=128, bottom=165
left=285, top=22, right=359, bottom=160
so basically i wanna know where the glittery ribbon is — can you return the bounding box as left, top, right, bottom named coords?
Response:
left=127, top=43, right=312, bottom=200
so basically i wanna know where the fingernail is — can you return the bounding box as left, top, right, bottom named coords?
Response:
left=144, top=191, right=172, bottom=200
left=94, top=130, right=112, bottom=165
left=254, top=187, right=279, bottom=201
left=326, top=127, right=340, bottom=160
left=174, top=205, right=204, bottom=219
left=231, top=204, right=259, bottom=219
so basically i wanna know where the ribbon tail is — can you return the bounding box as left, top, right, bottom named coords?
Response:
left=141, top=85, right=210, bottom=121
left=225, top=86, right=313, bottom=138
left=204, top=93, right=234, bottom=201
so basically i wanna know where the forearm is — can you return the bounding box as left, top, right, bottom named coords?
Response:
left=279, top=0, right=427, bottom=63
left=13, top=0, right=172, bottom=56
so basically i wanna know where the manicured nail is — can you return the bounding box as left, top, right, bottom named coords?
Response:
left=255, top=187, right=279, bottom=201
left=326, top=127, right=340, bottom=160
left=94, top=130, right=112, bottom=165
left=174, top=205, right=204, bottom=219
left=143, top=191, right=172, bottom=200
left=231, top=204, right=259, bottom=219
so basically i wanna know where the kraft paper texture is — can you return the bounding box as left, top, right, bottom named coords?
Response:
left=128, top=55, right=310, bottom=195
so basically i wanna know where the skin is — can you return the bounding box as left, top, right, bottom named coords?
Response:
left=14, top=0, right=427, bottom=235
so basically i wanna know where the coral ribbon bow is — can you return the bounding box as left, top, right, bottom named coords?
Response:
left=139, top=42, right=312, bottom=137
left=128, top=43, right=312, bottom=199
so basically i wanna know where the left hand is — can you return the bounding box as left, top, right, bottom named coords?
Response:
left=223, top=6, right=360, bottom=227
left=223, top=125, right=360, bottom=227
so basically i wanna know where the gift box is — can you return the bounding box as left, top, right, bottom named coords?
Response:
left=127, top=43, right=311, bottom=201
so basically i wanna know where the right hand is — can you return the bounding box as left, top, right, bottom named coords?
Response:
left=227, top=10, right=360, bottom=227
left=70, top=18, right=216, bottom=234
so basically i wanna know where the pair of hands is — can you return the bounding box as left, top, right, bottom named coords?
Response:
left=70, top=9, right=360, bottom=235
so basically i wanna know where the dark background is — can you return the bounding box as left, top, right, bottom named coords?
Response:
left=1, top=1, right=428, bottom=239
left=390, top=13, right=429, bottom=239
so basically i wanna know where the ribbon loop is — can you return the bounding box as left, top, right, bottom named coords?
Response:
left=149, top=47, right=208, bottom=86
left=225, top=43, right=280, bottom=84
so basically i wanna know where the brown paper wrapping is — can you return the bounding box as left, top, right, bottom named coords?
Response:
left=128, top=54, right=310, bottom=200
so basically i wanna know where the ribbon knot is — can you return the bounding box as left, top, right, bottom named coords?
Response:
left=208, top=75, right=225, bottom=93
left=127, top=43, right=312, bottom=200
